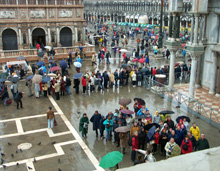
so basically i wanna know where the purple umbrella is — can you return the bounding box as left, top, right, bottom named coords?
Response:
left=121, top=109, right=134, bottom=114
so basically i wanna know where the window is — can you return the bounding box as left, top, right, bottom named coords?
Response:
left=51, top=32, right=55, bottom=42
left=23, top=33, right=26, bottom=44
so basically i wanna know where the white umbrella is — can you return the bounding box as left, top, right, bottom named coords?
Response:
left=120, top=49, right=127, bottom=53
left=74, top=62, right=82, bottom=68
left=47, top=73, right=56, bottom=77
left=45, top=46, right=51, bottom=51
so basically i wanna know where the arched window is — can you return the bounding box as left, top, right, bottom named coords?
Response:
left=23, top=33, right=26, bottom=44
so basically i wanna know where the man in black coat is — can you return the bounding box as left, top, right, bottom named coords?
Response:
left=164, top=116, right=174, bottom=129
left=90, top=111, right=102, bottom=137
left=102, top=71, right=109, bottom=89
left=15, top=92, right=23, bottom=109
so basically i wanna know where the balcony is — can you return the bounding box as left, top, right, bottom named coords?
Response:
left=0, top=0, right=83, bottom=5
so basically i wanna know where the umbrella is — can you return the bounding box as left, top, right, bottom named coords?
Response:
left=120, top=49, right=127, bottom=53
left=145, top=28, right=148, bottom=31
left=176, top=116, right=191, bottom=123
left=74, top=62, right=82, bottom=68
left=147, top=126, right=156, bottom=140
left=47, top=73, right=56, bottom=77
left=132, top=58, right=138, bottom=62
left=139, top=58, right=145, bottom=63
left=38, top=51, right=44, bottom=57
left=119, top=98, right=132, bottom=106
left=45, top=46, right=51, bottom=51
left=59, top=60, right=68, bottom=69
left=36, top=61, right=45, bottom=67
left=121, top=64, right=128, bottom=69
left=73, top=73, right=83, bottom=79
left=170, top=145, right=181, bottom=157
left=42, top=77, right=51, bottom=83
left=159, top=110, right=175, bottom=116
left=32, top=74, right=42, bottom=83
left=121, top=109, right=134, bottom=114
left=26, top=75, right=34, bottom=81
left=140, top=68, right=148, bottom=72
left=49, top=60, right=54, bottom=63
left=8, top=77, right=19, bottom=83
left=50, top=66, right=61, bottom=72
left=144, top=123, right=160, bottom=131
left=99, top=151, right=123, bottom=169
left=136, top=28, right=139, bottom=31
left=0, top=78, right=6, bottom=82
left=115, top=126, right=130, bottom=133
left=126, top=53, right=133, bottom=57
left=133, top=98, right=145, bottom=105
left=17, top=56, right=26, bottom=60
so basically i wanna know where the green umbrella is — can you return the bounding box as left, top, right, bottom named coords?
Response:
left=99, top=151, right=123, bottom=169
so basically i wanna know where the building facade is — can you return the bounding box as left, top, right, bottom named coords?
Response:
left=0, top=0, right=85, bottom=51
left=84, top=0, right=192, bottom=28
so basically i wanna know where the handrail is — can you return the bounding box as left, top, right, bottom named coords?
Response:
left=147, top=79, right=220, bottom=130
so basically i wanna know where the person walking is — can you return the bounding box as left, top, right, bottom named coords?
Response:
left=79, top=113, right=89, bottom=138
left=82, top=76, right=87, bottom=95
left=119, top=132, right=128, bottom=154
left=11, top=82, right=18, bottom=100
left=15, top=92, right=23, bottom=109
left=65, top=75, right=71, bottom=95
left=26, top=79, right=33, bottom=97
left=90, top=111, right=102, bottom=137
left=92, top=53, right=97, bottom=66
left=47, top=106, right=55, bottom=129
left=43, top=83, right=48, bottom=97
left=132, top=71, right=137, bottom=87
left=34, top=83, right=40, bottom=98
left=103, top=116, right=113, bottom=142
left=114, top=69, right=119, bottom=87
left=53, top=81, right=60, bottom=100
left=74, top=78, right=80, bottom=94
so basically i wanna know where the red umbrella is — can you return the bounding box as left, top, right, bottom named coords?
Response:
left=50, top=66, right=61, bottom=72
left=136, top=28, right=139, bottom=31
left=139, top=58, right=145, bottom=63
left=145, top=28, right=148, bottom=31
left=121, top=109, right=134, bottom=114
left=175, top=63, right=179, bottom=67
left=132, top=58, right=138, bottom=62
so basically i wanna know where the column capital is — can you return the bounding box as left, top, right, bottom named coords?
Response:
left=189, top=53, right=202, bottom=61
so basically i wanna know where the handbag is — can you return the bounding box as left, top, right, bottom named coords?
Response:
left=54, top=118, right=58, bottom=126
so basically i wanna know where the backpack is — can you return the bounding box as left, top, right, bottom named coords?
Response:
left=183, top=143, right=188, bottom=151
left=128, top=135, right=135, bottom=146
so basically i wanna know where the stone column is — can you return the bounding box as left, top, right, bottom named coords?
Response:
left=28, top=27, right=32, bottom=46
left=189, top=55, right=199, bottom=98
left=47, top=27, right=51, bottom=45
left=193, top=14, right=199, bottom=45
left=75, top=27, right=78, bottom=43
left=209, top=52, right=218, bottom=95
left=190, top=15, right=194, bottom=44
left=18, top=27, right=22, bottom=47
left=56, top=27, right=60, bottom=46
left=168, top=49, right=176, bottom=89
left=152, top=18, right=154, bottom=25
left=26, top=0, right=28, bottom=5
left=162, top=16, right=165, bottom=27
left=199, top=16, right=203, bottom=45
left=36, top=0, right=38, bottom=5
left=0, top=36, right=2, bottom=50
left=216, top=66, right=220, bottom=97
left=186, top=20, right=188, bottom=28
left=16, top=0, right=18, bottom=5
left=82, top=27, right=85, bottom=42
left=195, top=56, right=201, bottom=88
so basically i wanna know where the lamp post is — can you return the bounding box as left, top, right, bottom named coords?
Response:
left=158, top=0, right=163, bottom=48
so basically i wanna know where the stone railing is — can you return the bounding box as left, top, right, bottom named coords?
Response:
left=0, top=44, right=95, bottom=58
left=0, top=0, right=83, bottom=5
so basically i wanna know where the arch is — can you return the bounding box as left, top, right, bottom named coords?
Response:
left=60, top=27, right=72, bottom=47
left=32, top=28, right=46, bottom=48
left=2, top=28, right=18, bottom=50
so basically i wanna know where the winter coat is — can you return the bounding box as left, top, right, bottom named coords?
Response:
left=153, top=115, right=161, bottom=124
left=90, top=113, right=102, bottom=130
left=99, top=117, right=106, bottom=132
left=74, top=79, right=80, bottom=87
left=197, top=138, right=210, bottom=151
left=189, top=135, right=196, bottom=147
left=175, top=130, right=184, bottom=146
left=130, top=126, right=140, bottom=137
left=132, top=135, right=139, bottom=151
left=103, top=119, right=113, bottom=131
left=79, top=116, right=89, bottom=134
left=47, top=110, right=55, bottom=120
left=164, top=141, right=177, bottom=156
left=153, top=132, right=160, bottom=144
left=109, top=73, right=114, bottom=82
left=181, top=139, right=193, bottom=154
left=119, top=132, right=128, bottom=148
left=164, top=119, right=174, bottom=129
left=53, top=83, right=60, bottom=93
left=138, top=130, right=146, bottom=144
left=82, top=77, right=87, bottom=87
left=190, top=126, right=200, bottom=141
left=15, top=92, right=22, bottom=101
left=132, top=73, right=137, bottom=81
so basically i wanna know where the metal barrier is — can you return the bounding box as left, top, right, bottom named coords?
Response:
left=147, top=79, right=220, bottom=130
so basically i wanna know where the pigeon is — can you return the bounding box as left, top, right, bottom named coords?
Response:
left=16, top=150, right=18, bottom=153
left=1, top=158, right=4, bottom=164
left=58, top=169, right=62, bottom=171
left=11, top=154, right=14, bottom=158
left=51, top=141, right=56, bottom=145
left=37, top=142, right=41, bottom=145
left=27, top=166, right=33, bottom=170
left=8, top=142, right=12, bottom=146
left=16, top=163, right=19, bottom=166
left=58, top=158, right=61, bottom=163
left=1, top=153, right=5, bottom=156
left=20, top=149, right=23, bottom=152
left=2, top=165, right=6, bottom=168
left=33, top=158, right=37, bottom=163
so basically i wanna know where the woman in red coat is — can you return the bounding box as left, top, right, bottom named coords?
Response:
left=181, top=135, right=193, bottom=154
left=82, top=76, right=87, bottom=94
left=152, top=128, right=160, bottom=153
left=133, top=99, right=142, bottom=115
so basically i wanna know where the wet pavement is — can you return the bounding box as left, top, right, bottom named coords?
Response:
left=1, top=60, right=220, bottom=171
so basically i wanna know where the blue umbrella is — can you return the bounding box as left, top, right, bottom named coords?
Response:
left=49, top=60, right=54, bottom=63
left=73, top=73, right=83, bottom=79
left=26, top=75, right=34, bottom=81
left=0, top=78, right=6, bottom=82
left=59, top=60, right=67, bottom=69
left=42, top=77, right=51, bottom=83
left=36, top=61, right=45, bottom=67
left=147, top=126, right=156, bottom=140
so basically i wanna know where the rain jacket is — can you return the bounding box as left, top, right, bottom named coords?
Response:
left=190, top=126, right=200, bottom=141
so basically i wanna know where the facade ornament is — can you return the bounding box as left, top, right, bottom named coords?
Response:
left=0, top=11, right=15, bottom=19
left=59, top=10, right=72, bottom=18
left=30, top=11, right=45, bottom=19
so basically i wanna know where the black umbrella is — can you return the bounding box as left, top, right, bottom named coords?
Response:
left=176, top=116, right=191, bottom=123
left=133, top=98, right=145, bottom=105
left=8, top=77, right=19, bottom=83
left=159, top=110, right=175, bottom=116
left=121, top=64, right=128, bottom=69
left=144, top=123, right=160, bottom=131
left=38, top=51, right=45, bottom=58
